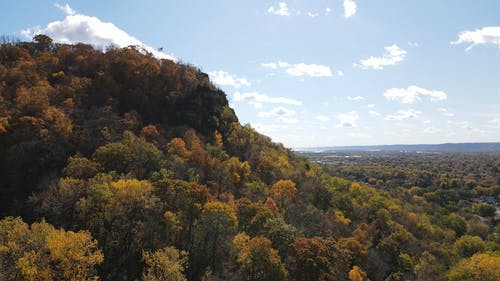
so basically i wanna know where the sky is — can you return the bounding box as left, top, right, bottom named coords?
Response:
left=1, top=1, right=500, bottom=148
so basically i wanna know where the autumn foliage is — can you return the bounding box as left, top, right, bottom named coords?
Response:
left=0, top=37, right=498, bottom=281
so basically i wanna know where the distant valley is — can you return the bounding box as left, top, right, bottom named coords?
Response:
left=295, top=142, right=500, bottom=152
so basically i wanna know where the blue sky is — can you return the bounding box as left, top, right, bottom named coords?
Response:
left=1, top=1, right=500, bottom=147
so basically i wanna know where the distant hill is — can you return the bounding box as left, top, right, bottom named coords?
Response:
left=295, top=142, right=500, bottom=152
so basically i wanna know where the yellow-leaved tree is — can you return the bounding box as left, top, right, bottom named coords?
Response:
left=0, top=217, right=103, bottom=281
left=142, top=246, right=188, bottom=281
left=448, top=252, right=500, bottom=281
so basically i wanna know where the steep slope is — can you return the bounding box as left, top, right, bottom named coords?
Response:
left=0, top=37, right=498, bottom=281
left=0, top=38, right=238, bottom=214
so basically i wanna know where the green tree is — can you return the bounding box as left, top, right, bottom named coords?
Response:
left=76, top=179, right=161, bottom=280
left=234, top=235, right=287, bottom=281
left=33, top=34, right=53, bottom=51
left=63, top=155, right=101, bottom=179
left=192, top=202, right=238, bottom=276
left=92, top=142, right=133, bottom=174
left=474, top=204, right=496, bottom=217
left=414, top=251, right=445, bottom=281
left=453, top=235, right=486, bottom=258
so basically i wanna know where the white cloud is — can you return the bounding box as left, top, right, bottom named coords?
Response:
left=337, top=111, right=359, bottom=128
left=261, top=62, right=278, bottom=69
left=368, top=110, right=381, bottom=117
left=384, top=109, right=421, bottom=121
left=315, top=115, right=330, bottom=122
left=452, top=26, right=500, bottom=51
left=207, top=71, right=251, bottom=89
left=455, top=121, right=472, bottom=130
left=286, top=63, right=333, bottom=77
left=384, top=85, right=447, bottom=103
left=278, top=61, right=291, bottom=68
left=268, top=2, right=291, bottom=16
left=367, top=104, right=375, bottom=108
left=261, top=61, right=292, bottom=70
left=258, top=107, right=299, bottom=123
left=337, top=70, right=344, bottom=77
left=21, top=4, right=175, bottom=61
left=408, top=41, right=419, bottom=47
left=488, top=119, right=500, bottom=129
left=258, top=106, right=296, bottom=118
left=262, top=61, right=333, bottom=77
left=234, top=92, right=302, bottom=109
left=438, top=108, right=455, bottom=117
left=307, top=12, right=319, bottom=18
left=357, top=44, right=407, bottom=70
left=325, top=7, right=332, bottom=15
left=343, top=0, right=357, bottom=18
left=347, top=95, right=365, bottom=101
left=54, top=3, right=75, bottom=15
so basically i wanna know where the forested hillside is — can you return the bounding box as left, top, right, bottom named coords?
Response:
left=0, top=36, right=498, bottom=281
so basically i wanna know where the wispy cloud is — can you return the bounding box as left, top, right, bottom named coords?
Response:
left=268, top=2, right=291, bottom=16
left=233, top=92, right=302, bottom=109
left=446, top=120, right=474, bottom=131
left=307, top=12, right=320, bottom=18
left=258, top=106, right=296, bottom=118
left=337, top=111, right=359, bottom=128
left=384, top=109, right=421, bottom=121
left=384, top=85, right=447, bottom=104
left=54, top=3, right=75, bottom=15
left=325, top=7, right=332, bottom=15
left=356, top=44, right=407, bottom=70
left=347, top=95, right=365, bottom=101
left=368, top=110, right=381, bottom=117
left=452, top=26, right=500, bottom=51
left=21, top=4, right=175, bottom=61
left=208, top=71, right=250, bottom=89
left=488, top=119, right=500, bottom=129
left=456, top=121, right=473, bottom=130
left=258, top=106, right=299, bottom=123
left=286, top=63, right=333, bottom=77
left=438, top=108, right=454, bottom=117
left=343, top=0, right=357, bottom=18
left=262, top=61, right=333, bottom=77
left=261, top=61, right=291, bottom=70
